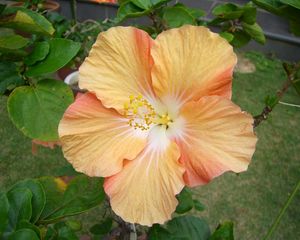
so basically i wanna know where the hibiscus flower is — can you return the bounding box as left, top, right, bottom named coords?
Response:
left=58, top=25, right=257, bottom=226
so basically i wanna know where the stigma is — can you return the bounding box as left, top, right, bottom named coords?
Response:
left=124, top=95, right=173, bottom=130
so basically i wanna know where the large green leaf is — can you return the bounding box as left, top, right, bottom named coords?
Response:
left=163, top=6, right=195, bottom=28
left=39, top=175, right=105, bottom=223
left=117, top=1, right=149, bottom=22
left=241, top=4, right=257, bottom=24
left=0, top=8, right=54, bottom=36
left=11, top=179, right=46, bottom=223
left=0, top=193, right=9, bottom=237
left=252, top=0, right=283, bottom=15
left=37, top=177, right=65, bottom=222
left=16, top=221, right=41, bottom=238
left=148, top=224, right=171, bottom=240
left=252, top=0, right=300, bottom=21
left=131, top=0, right=170, bottom=9
left=242, top=22, right=266, bottom=44
left=149, top=216, right=210, bottom=240
left=7, top=79, right=74, bottom=141
left=0, top=34, right=29, bottom=50
left=166, top=216, right=211, bottom=240
left=212, top=3, right=244, bottom=19
left=6, top=188, right=32, bottom=232
left=175, top=188, right=194, bottom=214
left=219, top=32, right=234, bottom=42
left=8, top=229, right=39, bottom=240
left=0, top=61, right=24, bottom=95
left=193, top=199, right=205, bottom=212
left=26, top=39, right=81, bottom=77
left=280, top=0, right=300, bottom=9
left=209, top=221, right=234, bottom=240
left=24, top=41, right=50, bottom=66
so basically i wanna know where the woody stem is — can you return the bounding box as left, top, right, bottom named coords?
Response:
left=253, top=62, right=299, bottom=128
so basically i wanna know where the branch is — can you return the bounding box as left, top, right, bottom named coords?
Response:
left=253, top=62, right=299, bottom=128
left=263, top=179, right=300, bottom=240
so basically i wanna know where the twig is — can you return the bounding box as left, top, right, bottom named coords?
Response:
left=253, top=62, right=299, bottom=128
left=263, top=179, right=300, bottom=240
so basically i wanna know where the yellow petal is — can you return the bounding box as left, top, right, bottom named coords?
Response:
left=79, top=27, right=154, bottom=113
left=151, top=25, right=237, bottom=102
left=58, top=93, right=147, bottom=177
left=104, top=127, right=185, bottom=226
left=179, top=96, right=257, bottom=187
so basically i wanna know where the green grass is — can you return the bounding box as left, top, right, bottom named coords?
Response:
left=0, top=52, right=299, bottom=239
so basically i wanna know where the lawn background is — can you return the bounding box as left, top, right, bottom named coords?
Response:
left=0, top=52, right=299, bottom=240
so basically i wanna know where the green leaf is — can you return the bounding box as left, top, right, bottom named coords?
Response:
left=241, top=4, right=257, bottom=24
left=17, top=221, right=41, bottom=238
left=0, top=61, right=24, bottom=95
left=39, top=175, right=105, bottom=223
left=26, top=38, right=81, bottom=77
left=90, top=218, right=113, bottom=235
left=11, top=179, right=46, bottom=223
left=148, top=224, right=171, bottom=240
left=8, top=229, right=39, bottom=240
left=0, top=8, right=54, bottom=36
left=209, top=221, right=234, bottom=240
left=54, top=222, right=79, bottom=240
left=66, top=220, right=82, bottom=232
left=37, top=177, right=65, bottom=222
left=117, top=1, right=148, bottom=22
left=212, top=3, right=244, bottom=19
left=242, top=22, right=266, bottom=44
left=6, top=188, right=32, bottom=232
left=166, top=216, right=211, bottom=240
left=175, top=188, right=194, bottom=214
left=219, top=32, right=234, bottom=42
left=163, top=6, right=195, bottom=28
left=44, top=226, right=58, bottom=240
left=24, top=41, right=50, bottom=66
left=0, top=34, right=29, bottom=50
left=130, top=0, right=172, bottom=10
left=231, top=30, right=251, bottom=48
left=193, top=199, right=205, bottom=212
left=7, top=79, right=74, bottom=141
left=173, top=3, right=205, bottom=19
left=55, top=164, right=80, bottom=177
left=252, top=0, right=300, bottom=21
left=280, top=0, right=300, bottom=9
left=252, top=0, right=283, bottom=15
left=0, top=27, right=14, bottom=36
left=0, top=193, right=9, bottom=237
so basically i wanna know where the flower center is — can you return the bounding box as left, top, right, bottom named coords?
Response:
left=124, top=95, right=173, bottom=130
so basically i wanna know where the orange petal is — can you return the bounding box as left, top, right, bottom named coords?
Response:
left=178, top=96, right=257, bottom=187
left=58, top=93, right=147, bottom=177
left=79, top=27, right=154, bottom=113
left=104, top=127, right=185, bottom=226
left=151, top=25, right=237, bottom=102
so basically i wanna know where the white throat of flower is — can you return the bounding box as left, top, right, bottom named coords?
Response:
left=124, top=94, right=185, bottom=140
